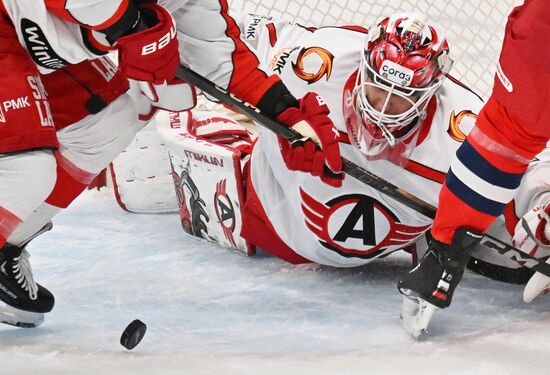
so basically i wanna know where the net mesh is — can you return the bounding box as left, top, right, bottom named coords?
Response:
left=230, top=0, right=521, bottom=98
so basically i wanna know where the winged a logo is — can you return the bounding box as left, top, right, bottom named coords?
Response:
left=300, top=188, right=429, bottom=259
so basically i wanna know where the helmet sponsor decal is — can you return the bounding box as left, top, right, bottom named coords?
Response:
left=380, top=60, right=414, bottom=86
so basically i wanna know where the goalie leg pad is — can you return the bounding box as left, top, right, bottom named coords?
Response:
left=156, top=109, right=255, bottom=255
left=109, top=114, right=179, bottom=213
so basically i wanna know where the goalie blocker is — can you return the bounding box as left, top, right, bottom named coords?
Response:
left=156, top=109, right=256, bottom=256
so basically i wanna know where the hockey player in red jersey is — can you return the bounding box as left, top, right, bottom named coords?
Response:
left=0, top=0, right=181, bottom=327
left=0, top=0, right=343, bottom=328
left=398, top=0, right=550, bottom=336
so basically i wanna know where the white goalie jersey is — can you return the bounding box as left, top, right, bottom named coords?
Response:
left=117, top=14, right=549, bottom=269
left=238, top=14, right=550, bottom=267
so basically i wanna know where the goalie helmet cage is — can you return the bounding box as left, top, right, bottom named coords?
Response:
left=230, top=0, right=522, bottom=99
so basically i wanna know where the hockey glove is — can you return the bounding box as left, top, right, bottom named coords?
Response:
left=116, top=3, right=179, bottom=83
left=276, top=93, right=343, bottom=187
left=135, top=79, right=197, bottom=120
left=513, top=202, right=550, bottom=302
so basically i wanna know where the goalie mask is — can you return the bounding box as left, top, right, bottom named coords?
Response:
left=344, top=13, right=453, bottom=165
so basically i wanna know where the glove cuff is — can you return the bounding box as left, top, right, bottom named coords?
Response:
left=98, top=1, right=141, bottom=44
left=256, top=81, right=298, bottom=118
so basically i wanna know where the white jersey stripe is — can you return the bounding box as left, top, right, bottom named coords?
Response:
left=449, top=157, right=517, bottom=204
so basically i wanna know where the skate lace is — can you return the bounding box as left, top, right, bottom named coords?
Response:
left=12, top=249, right=38, bottom=300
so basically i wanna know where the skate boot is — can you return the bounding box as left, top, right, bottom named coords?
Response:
left=0, top=243, right=55, bottom=328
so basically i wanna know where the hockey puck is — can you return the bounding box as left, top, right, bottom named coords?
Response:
left=120, top=319, right=147, bottom=350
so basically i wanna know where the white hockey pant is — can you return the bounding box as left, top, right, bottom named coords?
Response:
left=8, top=94, right=141, bottom=246
left=0, top=150, right=57, bottom=245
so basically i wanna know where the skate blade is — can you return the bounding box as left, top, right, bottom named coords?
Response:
left=400, top=295, right=438, bottom=339
left=0, top=304, right=44, bottom=328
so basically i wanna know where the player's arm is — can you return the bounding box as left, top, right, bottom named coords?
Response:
left=175, top=2, right=343, bottom=185
left=46, top=0, right=179, bottom=83
left=45, top=0, right=137, bottom=35
left=237, top=13, right=312, bottom=56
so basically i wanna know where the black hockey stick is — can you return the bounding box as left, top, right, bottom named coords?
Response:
left=176, top=64, right=550, bottom=277
left=177, top=64, right=436, bottom=218
left=464, top=229, right=550, bottom=276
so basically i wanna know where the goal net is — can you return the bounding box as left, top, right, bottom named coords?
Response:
left=230, top=0, right=522, bottom=99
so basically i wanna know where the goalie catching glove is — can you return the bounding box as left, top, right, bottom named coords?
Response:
left=276, top=93, right=343, bottom=187
left=512, top=202, right=550, bottom=303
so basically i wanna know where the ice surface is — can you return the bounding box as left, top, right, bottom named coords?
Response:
left=2, top=189, right=550, bottom=375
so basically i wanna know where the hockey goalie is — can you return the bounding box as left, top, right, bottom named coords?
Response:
left=111, top=13, right=550, bottom=335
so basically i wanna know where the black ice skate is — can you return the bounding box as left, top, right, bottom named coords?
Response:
left=0, top=242, right=55, bottom=328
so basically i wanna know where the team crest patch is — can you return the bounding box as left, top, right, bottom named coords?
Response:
left=300, top=188, right=429, bottom=259
left=292, top=47, right=334, bottom=84
left=448, top=110, right=477, bottom=142
left=215, top=179, right=238, bottom=249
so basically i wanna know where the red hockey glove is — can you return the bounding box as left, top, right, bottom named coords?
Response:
left=116, top=3, right=179, bottom=83
left=276, top=93, right=343, bottom=187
